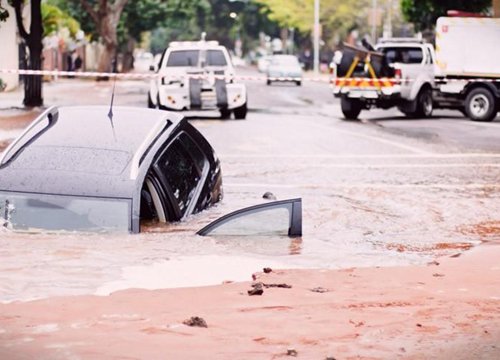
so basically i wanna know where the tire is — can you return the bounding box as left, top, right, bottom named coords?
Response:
left=465, top=87, right=497, bottom=122
left=296, top=81, right=302, bottom=86
left=233, top=102, right=247, bottom=120
left=220, top=107, right=231, bottom=119
left=267, top=79, right=271, bottom=86
left=147, top=92, right=155, bottom=108
left=341, top=97, right=362, bottom=120
left=415, top=87, right=433, bottom=118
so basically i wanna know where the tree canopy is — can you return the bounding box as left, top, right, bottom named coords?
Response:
left=400, top=0, right=491, bottom=31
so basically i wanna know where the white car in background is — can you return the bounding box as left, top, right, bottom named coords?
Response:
left=266, top=55, right=303, bottom=86
left=148, top=40, right=248, bottom=119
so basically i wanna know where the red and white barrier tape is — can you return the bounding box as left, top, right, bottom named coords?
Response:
left=0, top=68, right=326, bottom=83
left=1, top=69, right=499, bottom=84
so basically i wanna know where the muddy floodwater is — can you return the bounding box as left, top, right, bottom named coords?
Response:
left=0, top=78, right=499, bottom=305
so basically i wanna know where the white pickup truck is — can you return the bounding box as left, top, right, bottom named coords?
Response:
left=148, top=40, right=248, bottom=119
left=331, top=39, right=435, bottom=120
left=433, top=16, right=500, bottom=122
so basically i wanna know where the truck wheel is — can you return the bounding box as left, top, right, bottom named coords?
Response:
left=415, top=87, right=433, bottom=118
left=267, top=79, right=272, bottom=86
left=233, top=102, right=247, bottom=120
left=220, top=107, right=231, bottom=119
left=465, top=88, right=497, bottom=122
left=341, top=97, right=362, bottom=120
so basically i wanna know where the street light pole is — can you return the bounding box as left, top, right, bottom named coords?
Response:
left=313, top=0, right=320, bottom=74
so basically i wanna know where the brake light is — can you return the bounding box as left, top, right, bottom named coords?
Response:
left=394, top=68, right=402, bottom=79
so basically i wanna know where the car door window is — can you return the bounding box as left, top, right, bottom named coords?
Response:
left=197, top=198, right=302, bottom=237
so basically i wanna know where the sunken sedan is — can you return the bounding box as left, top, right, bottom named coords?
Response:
left=0, top=106, right=222, bottom=233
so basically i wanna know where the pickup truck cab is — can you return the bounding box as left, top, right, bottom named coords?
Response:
left=331, top=39, right=435, bottom=120
left=148, top=40, right=248, bottom=119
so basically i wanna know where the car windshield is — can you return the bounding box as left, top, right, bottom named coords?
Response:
left=0, top=191, right=131, bottom=233
left=272, top=56, right=299, bottom=66
left=166, top=50, right=200, bottom=67
left=380, top=47, right=423, bottom=64
left=206, top=50, right=227, bottom=66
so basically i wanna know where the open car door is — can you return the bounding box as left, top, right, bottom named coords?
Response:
left=197, top=198, right=302, bottom=237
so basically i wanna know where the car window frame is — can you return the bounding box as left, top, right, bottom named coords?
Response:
left=197, top=198, right=302, bottom=237
left=148, top=131, right=209, bottom=221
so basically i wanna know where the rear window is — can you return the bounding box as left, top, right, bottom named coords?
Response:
left=380, top=47, right=423, bottom=64
left=206, top=50, right=227, bottom=66
left=166, top=50, right=199, bottom=67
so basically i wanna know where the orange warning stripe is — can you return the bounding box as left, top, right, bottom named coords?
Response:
left=334, top=77, right=398, bottom=87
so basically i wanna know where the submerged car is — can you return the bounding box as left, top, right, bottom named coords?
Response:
left=266, top=55, right=303, bottom=86
left=0, top=106, right=303, bottom=237
left=0, top=106, right=222, bottom=233
left=148, top=40, right=248, bottom=119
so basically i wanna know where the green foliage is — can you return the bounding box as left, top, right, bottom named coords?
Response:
left=41, top=3, right=80, bottom=38
left=254, top=0, right=373, bottom=41
left=401, top=0, right=491, bottom=31
left=0, top=0, right=9, bottom=22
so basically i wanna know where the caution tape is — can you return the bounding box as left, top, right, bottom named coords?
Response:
left=1, top=69, right=499, bottom=84
left=0, top=68, right=327, bottom=83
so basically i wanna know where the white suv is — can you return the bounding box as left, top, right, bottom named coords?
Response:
left=148, top=40, right=247, bottom=119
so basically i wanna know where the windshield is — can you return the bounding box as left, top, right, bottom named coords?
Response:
left=271, top=56, right=299, bottom=66
left=166, top=50, right=200, bottom=67
left=380, top=47, right=423, bottom=64
left=206, top=50, right=227, bottom=66
left=0, top=191, right=131, bottom=233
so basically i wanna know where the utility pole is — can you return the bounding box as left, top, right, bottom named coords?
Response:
left=313, top=0, right=320, bottom=74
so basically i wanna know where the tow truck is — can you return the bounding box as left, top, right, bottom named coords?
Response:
left=331, top=39, right=435, bottom=120
left=148, top=39, right=248, bottom=119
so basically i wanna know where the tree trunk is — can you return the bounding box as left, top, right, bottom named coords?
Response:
left=24, top=43, right=43, bottom=107
left=98, top=42, right=117, bottom=74
left=12, top=0, right=44, bottom=107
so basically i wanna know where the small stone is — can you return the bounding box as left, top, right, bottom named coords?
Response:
left=248, top=282, right=264, bottom=296
left=183, top=316, right=208, bottom=328
left=427, top=260, right=440, bottom=266
left=416, top=323, right=422, bottom=327
left=263, top=267, right=273, bottom=273
left=433, top=273, right=445, bottom=277
left=263, top=191, right=277, bottom=200
left=286, top=348, right=298, bottom=356
left=310, top=287, right=329, bottom=293
left=325, top=357, right=337, bottom=360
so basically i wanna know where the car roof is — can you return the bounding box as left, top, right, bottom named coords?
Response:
left=168, top=41, right=226, bottom=52
left=0, top=106, right=183, bottom=198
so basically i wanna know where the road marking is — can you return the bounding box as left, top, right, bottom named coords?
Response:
left=220, top=153, right=500, bottom=159
left=306, top=122, right=432, bottom=155
left=441, top=119, right=500, bottom=129
left=224, top=183, right=500, bottom=190
left=225, top=163, right=500, bottom=169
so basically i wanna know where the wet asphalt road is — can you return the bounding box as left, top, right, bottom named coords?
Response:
left=0, top=67, right=499, bottom=302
